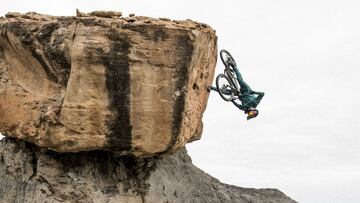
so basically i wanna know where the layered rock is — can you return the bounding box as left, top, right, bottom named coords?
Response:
left=0, top=12, right=217, bottom=156
left=0, top=137, right=297, bottom=203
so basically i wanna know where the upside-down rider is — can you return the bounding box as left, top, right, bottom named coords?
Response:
left=208, top=57, right=265, bottom=120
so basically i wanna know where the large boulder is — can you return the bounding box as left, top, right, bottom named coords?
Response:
left=0, top=12, right=217, bottom=156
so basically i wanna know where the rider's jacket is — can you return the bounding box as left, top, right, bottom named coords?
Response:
left=233, top=67, right=264, bottom=110
left=239, top=92, right=260, bottom=110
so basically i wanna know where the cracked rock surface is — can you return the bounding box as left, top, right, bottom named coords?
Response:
left=0, top=138, right=297, bottom=203
left=0, top=12, right=217, bottom=156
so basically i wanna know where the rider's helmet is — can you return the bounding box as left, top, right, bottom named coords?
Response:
left=245, top=108, right=259, bottom=120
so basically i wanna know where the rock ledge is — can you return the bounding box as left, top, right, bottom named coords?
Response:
left=0, top=12, right=217, bottom=156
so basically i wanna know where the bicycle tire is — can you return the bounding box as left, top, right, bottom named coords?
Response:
left=220, top=49, right=237, bottom=69
left=216, top=74, right=235, bottom=101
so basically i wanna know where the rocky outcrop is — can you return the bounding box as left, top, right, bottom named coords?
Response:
left=0, top=12, right=216, bottom=157
left=0, top=11, right=297, bottom=203
left=0, top=137, right=297, bottom=203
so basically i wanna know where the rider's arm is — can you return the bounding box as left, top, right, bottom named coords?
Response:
left=209, top=86, right=233, bottom=95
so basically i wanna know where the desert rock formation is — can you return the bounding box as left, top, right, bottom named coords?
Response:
left=0, top=12, right=216, bottom=157
left=0, top=137, right=297, bottom=203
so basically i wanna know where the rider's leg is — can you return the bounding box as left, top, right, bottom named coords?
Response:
left=233, top=65, right=244, bottom=83
left=210, top=86, right=217, bottom=91
left=238, top=80, right=252, bottom=93
left=233, top=66, right=253, bottom=92
left=208, top=85, right=233, bottom=95
left=207, top=86, right=218, bottom=92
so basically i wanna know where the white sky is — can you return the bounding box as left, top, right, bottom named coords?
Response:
left=1, top=1, right=360, bottom=202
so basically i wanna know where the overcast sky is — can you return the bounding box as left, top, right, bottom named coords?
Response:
left=1, top=1, right=360, bottom=202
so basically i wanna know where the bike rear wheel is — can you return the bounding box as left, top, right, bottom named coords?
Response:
left=216, top=74, right=235, bottom=101
left=220, top=49, right=237, bottom=70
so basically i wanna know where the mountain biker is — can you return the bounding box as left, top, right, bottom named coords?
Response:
left=208, top=60, right=264, bottom=120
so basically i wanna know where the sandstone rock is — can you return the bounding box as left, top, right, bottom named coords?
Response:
left=0, top=12, right=217, bottom=156
left=0, top=138, right=297, bottom=203
left=88, top=10, right=123, bottom=18
left=159, top=17, right=171, bottom=21
left=4, top=12, right=22, bottom=18
left=76, top=9, right=122, bottom=18
left=5, top=12, right=54, bottom=21
left=76, top=9, right=85, bottom=17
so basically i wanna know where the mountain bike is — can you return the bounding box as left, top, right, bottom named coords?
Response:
left=216, top=49, right=241, bottom=101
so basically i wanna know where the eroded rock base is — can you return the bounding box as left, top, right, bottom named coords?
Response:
left=0, top=138, right=297, bottom=203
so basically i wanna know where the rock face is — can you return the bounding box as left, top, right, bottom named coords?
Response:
left=0, top=138, right=297, bottom=203
left=0, top=12, right=217, bottom=156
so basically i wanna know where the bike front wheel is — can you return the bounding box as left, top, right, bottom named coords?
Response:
left=220, top=49, right=237, bottom=69
left=216, top=74, right=235, bottom=101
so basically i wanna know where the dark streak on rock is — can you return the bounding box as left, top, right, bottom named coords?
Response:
left=43, top=46, right=71, bottom=86
left=4, top=21, right=62, bottom=84
left=164, top=34, right=193, bottom=153
left=29, top=147, right=38, bottom=180
left=36, top=23, right=58, bottom=44
left=3, top=20, right=71, bottom=86
left=102, top=29, right=132, bottom=151
left=30, top=49, right=59, bottom=83
left=37, top=22, right=71, bottom=86
left=0, top=45, right=3, bottom=61
left=5, top=21, right=33, bottom=45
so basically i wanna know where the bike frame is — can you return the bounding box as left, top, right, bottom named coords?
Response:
left=224, top=65, right=240, bottom=96
left=217, top=49, right=242, bottom=101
